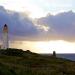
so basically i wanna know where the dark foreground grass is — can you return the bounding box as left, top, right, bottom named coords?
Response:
left=0, top=48, right=75, bottom=75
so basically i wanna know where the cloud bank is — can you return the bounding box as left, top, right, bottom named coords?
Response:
left=36, top=11, right=75, bottom=41
left=0, top=6, right=75, bottom=42
left=0, top=6, right=39, bottom=41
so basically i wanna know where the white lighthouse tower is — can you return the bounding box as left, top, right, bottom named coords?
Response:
left=3, top=24, right=9, bottom=49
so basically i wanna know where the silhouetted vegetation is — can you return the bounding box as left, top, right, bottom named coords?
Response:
left=0, top=48, right=24, bottom=56
left=0, top=48, right=75, bottom=75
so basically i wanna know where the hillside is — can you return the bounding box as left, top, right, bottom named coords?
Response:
left=0, top=48, right=75, bottom=75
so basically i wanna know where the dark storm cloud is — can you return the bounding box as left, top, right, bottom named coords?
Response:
left=37, top=11, right=75, bottom=41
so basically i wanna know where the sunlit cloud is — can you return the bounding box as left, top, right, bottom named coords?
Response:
left=35, top=24, right=50, bottom=32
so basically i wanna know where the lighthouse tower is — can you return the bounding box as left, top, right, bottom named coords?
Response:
left=3, top=24, right=9, bottom=49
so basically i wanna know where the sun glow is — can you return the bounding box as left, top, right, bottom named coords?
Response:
left=0, top=0, right=46, bottom=18
left=10, top=40, right=75, bottom=53
left=0, top=0, right=75, bottom=19
left=34, top=40, right=75, bottom=53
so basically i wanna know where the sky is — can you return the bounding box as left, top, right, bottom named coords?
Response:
left=0, top=0, right=75, bottom=53
left=0, top=0, right=75, bottom=18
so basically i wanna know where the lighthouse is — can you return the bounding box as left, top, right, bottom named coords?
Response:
left=3, top=24, right=9, bottom=49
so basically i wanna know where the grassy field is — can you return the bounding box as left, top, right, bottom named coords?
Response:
left=0, top=48, right=75, bottom=75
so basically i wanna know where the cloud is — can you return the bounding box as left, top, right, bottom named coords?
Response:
left=0, top=6, right=75, bottom=42
left=36, top=11, right=75, bottom=41
left=0, top=6, right=39, bottom=41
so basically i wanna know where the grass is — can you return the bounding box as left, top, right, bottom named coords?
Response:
left=0, top=48, right=75, bottom=75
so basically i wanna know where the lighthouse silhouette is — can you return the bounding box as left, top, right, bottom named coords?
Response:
left=3, top=24, right=9, bottom=49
